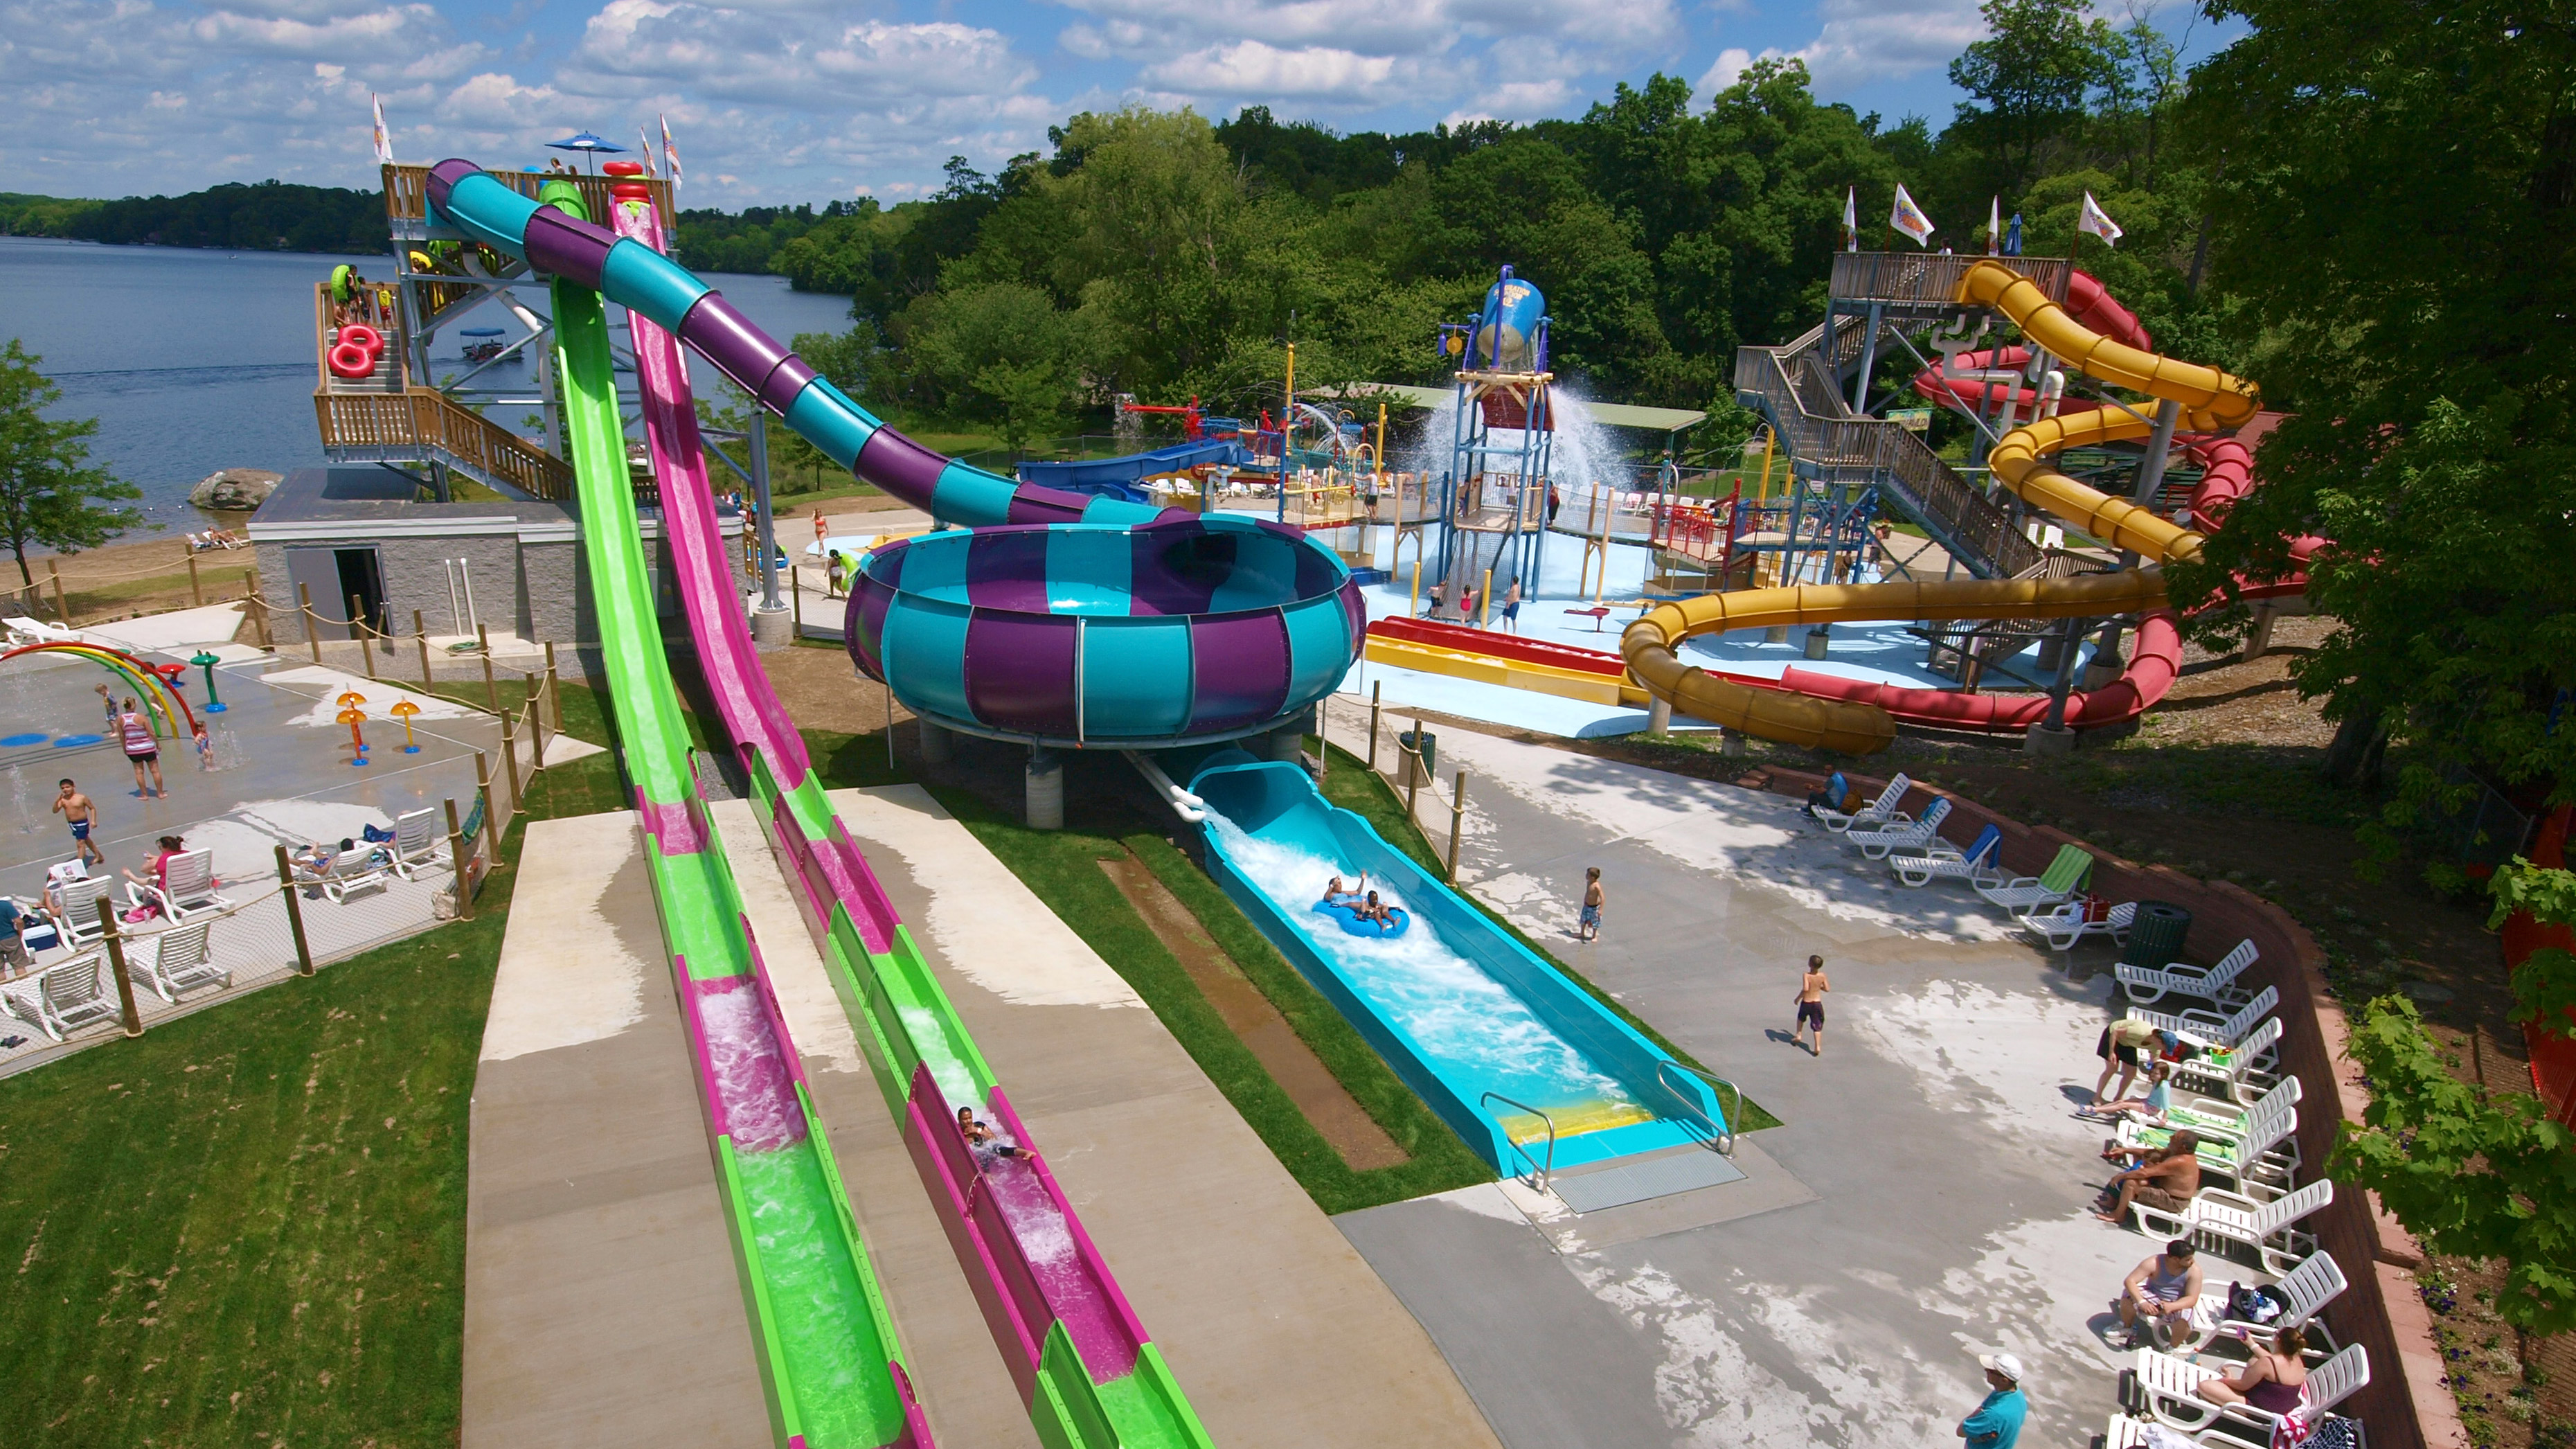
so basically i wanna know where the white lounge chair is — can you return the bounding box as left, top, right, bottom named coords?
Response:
left=124, top=848, right=233, bottom=922
left=2161, top=1014, right=2285, bottom=1105
left=127, top=918, right=230, bottom=1002
left=2208, top=1252, right=2348, bottom=1351
left=388, top=807, right=450, bottom=880
left=49, top=875, right=114, bottom=950
left=1816, top=773, right=1911, bottom=833
left=2127, top=1342, right=2368, bottom=1440
left=2119, top=939, right=2260, bottom=1008
left=3, top=615, right=77, bottom=647
left=1976, top=844, right=2093, bottom=913
left=8, top=954, right=119, bottom=1041
left=2132, top=1179, right=2332, bottom=1276
left=2131, top=985, right=2280, bottom=1054
left=2120, top=1079, right=2303, bottom=1191
left=1847, top=797, right=1953, bottom=860
left=2099, top=1410, right=2364, bottom=1449
left=1890, top=824, right=2007, bottom=889
left=2024, top=898, right=2138, bottom=952
left=294, top=848, right=392, bottom=904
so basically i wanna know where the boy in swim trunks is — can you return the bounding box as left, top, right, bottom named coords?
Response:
left=956, top=1105, right=1024, bottom=1159
left=51, top=779, right=103, bottom=868
left=1577, top=866, right=1604, bottom=941
left=1794, top=955, right=1830, bottom=1056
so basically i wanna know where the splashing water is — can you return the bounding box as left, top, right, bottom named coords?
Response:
left=975, top=1144, right=1136, bottom=1378
left=6, top=763, right=30, bottom=833
left=1206, top=812, right=1637, bottom=1123
left=731, top=1147, right=899, bottom=1448
left=697, top=979, right=807, bottom=1152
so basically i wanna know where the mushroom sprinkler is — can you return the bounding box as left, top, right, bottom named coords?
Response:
left=191, top=651, right=226, bottom=712
left=336, top=691, right=370, bottom=765
left=389, top=699, right=422, bottom=754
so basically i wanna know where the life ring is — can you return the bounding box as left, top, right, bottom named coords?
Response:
left=328, top=342, right=377, bottom=379
left=1314, top=899, right=1410, bottom=939
left=339, top=323, right=384, bottom=355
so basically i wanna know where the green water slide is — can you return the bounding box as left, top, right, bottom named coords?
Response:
left=542, top=184, right=933, bottom=1449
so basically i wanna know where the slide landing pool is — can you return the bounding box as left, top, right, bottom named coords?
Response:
left=1186, top=756, right=1730, bottom=1176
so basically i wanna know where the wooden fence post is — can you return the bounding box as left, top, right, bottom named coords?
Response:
left=49, top=560, right=68, bottom=623
left=476, top=623, right=499, bottom=712
left=475, top=752, right=502, bottom=863
left=545, top=642, right=563, bottom=734
left=96, top=898, right=144, bottom=1037
left=187, top=551, right=202, bottom=607
left=791, top=565, right=803, bottom=641
left=1368, top=679, right=1382, bottom=772
left=445, top=798, right=474, bottom=921
left=247, top=589, right=273, bottom=649
left=298, top=584, right=321, bottom=664
left=351, top=594, right=378, bottom=679
left=275, top=845, right=315, bottom=975
left=1448, top=770, right=1468, bottom=881
left=499, top=713, right=523, bottom=812
left=414, top=609, right=431, bottom=686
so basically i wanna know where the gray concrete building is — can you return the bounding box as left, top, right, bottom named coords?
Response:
left=247, top=468, right=743, bottom=645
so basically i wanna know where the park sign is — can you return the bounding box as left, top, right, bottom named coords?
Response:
left=1888, top=408, right=1934, bottom=433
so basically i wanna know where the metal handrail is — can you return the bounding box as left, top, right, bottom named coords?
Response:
left=1654, top=1060, right=1741, bottom=1157
left=1479, top=1091, right=1559, bottom=1192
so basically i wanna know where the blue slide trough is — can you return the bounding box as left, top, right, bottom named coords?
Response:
left=1184, top=756, right=1728, bottom=1177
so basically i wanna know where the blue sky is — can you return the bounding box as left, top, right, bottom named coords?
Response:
left=0, top=0, right=2233, bottom=207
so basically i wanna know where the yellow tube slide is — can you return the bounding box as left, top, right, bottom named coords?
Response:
left=1620, top=258, right=2261, bottom=753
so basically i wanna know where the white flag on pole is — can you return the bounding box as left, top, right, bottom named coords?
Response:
left=370, top=94, right=393, bottom=166
left=659, top=113, right=682, bottom=194
left=1889, top=183, right=1935, bottom=247
left=1987, top=196, right=2001, bottom=256
left=1843, top=186, right=1858, bottom=252
left=638, top=127, right=658, bottom=178
left=2078, top=190, right=2124, bottom=246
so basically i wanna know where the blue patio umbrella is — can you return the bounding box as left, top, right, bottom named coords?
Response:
left=546, top=131, right=627, bottom=174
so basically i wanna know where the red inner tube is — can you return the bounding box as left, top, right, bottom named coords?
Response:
left=327, top=342, right=377, bottom=379
left=339, top=323, right=384, bottom=355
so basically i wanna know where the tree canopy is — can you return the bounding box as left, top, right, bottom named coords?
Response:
left=0, top=340, right=143, bottom=585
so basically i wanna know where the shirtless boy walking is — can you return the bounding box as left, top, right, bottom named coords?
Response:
left=1577, top=866, right=1605, bottom=941
left=52, top=779, right=103, bottom=868
left=1794, top=955, right=1831, bottom=1056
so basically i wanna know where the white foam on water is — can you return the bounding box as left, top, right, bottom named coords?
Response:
left=1207, top=810, right=1631, bottom=1114
left=895, top=1001, right=982, bottom=1110
left=698, top=982, right=807, bottom=1152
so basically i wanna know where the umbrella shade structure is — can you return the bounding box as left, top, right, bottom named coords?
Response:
left=546, top=131, right=627, bottom=173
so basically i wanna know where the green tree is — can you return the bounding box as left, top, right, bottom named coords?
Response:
left=1947, top=0, right=2121, bottom=195
left=900, top=283, right=1081, bottom=458
left=0, top=340, right=142, bottom=585
left=2332, top=993, right=2576, bottom=1340
left=2170, top=0, right=2576, bottom=829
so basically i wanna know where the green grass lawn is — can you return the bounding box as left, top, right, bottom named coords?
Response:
left=0, top=693, right=634, bottom=1448
left=1313, top=740, right=1782, bottom=1132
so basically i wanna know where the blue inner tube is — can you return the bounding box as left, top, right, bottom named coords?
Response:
left=1314, top=898, right=1409, bottom=939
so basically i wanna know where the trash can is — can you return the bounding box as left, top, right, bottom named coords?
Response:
left=1398, top=729, right=1437, bottom=788
left=2122, top=900, right=2194, bottom=970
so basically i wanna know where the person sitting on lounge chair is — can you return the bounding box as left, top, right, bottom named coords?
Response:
left=2095, top=1130, right=2202, bottom=1223
left=2113, top=1238, right=2204, bottom=1350
left=1803, top=771, right=1850, bottom=819
left=2085, top=1058, right=2177, bottom=1127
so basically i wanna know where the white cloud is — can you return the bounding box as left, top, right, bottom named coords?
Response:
left=569, top=2, right=1032, bottom=106
left=1763, top=0, right=1988, bottom=96
left=1142, top=41, right=1411, bottom=105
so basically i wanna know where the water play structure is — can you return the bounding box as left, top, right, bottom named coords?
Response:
left=1622, top=255, right=2268, bottom=752
left=1, top=641, right=198, bottom=743
left=426, top=158, right=1216, bottom=1448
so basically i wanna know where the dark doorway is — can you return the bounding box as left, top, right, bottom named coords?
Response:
left=333, top=547, right=386, bottom=639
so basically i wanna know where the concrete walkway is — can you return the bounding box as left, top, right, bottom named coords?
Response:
left=1321, top=711, right=2163, bottom=1448
left=462, top=813, right=769, bottom=1448
left=824, top=784, right=1506, bottom=1449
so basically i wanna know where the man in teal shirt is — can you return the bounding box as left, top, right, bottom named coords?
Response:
left=1959, top=1353, right=2027, bottom=1449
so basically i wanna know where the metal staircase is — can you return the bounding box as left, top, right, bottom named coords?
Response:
left=310, top=279, right=572, bottom=501
left=1734, top=254, right=2082, bottom=582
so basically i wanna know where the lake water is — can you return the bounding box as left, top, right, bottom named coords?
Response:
left=0, top=236, right=860, bottom=544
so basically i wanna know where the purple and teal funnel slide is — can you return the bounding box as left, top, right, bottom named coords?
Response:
left=423, top=157, right=1360, bottom=753
left=474, top=170, right=1210, bottom=1447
